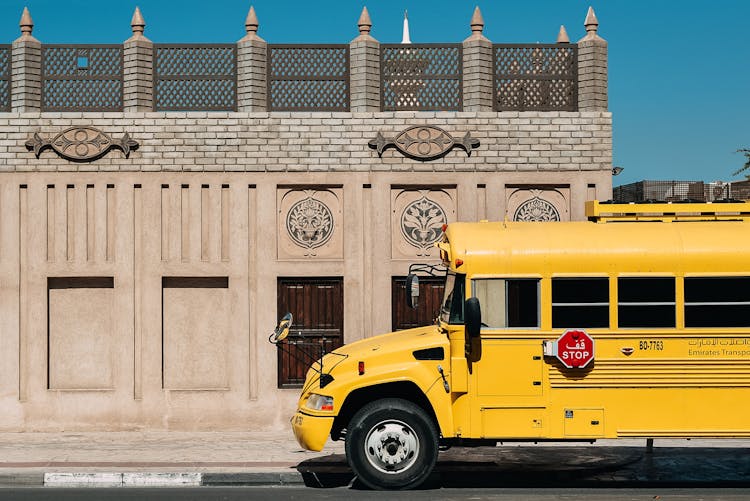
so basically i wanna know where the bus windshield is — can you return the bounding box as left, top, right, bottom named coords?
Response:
left=440, top=272, right=465, bottom=324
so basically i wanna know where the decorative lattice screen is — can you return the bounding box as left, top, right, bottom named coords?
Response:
left=494, top=44, right=578, bottom=111
left=0, top=45, right=10, bottom=112
left=268, top=45, right=350, bottom=111
left=613, top=181, right=709, bottom=203
left=42, top=45, right=123, bottom=111
left=154, top=44, right=237, bottom=112
left=381, top=44, right=462, bottom=111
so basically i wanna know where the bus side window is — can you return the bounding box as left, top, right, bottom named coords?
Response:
left=552, top=277, right=609, bottom=328
left=618, top=277, right=675, bottom=328
left=685, top=277, right=750, bottom=327
left=473, top=278, right=540, bottom=329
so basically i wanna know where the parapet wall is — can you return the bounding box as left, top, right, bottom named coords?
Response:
left=4, top=6, right=608, bottom=115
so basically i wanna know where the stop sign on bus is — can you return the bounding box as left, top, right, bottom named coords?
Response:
left=554, top=329, right=595, bottom=369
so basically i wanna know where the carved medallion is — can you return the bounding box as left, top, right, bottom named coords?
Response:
left=25, top=127, right=139, bottom=162
left=514, top=197, right=560, bottom=222
left=286, top=197, right=334, bottom=250
left=369, top=126, right=479, bottom=160
left=401, top=196, right=447, bottom=250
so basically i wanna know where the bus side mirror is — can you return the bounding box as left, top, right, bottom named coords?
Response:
left=271, top=312, right=293, bottom=343
left=465, top=297, right=481, bottom=339
left=406, top=274, right=419, bottom=309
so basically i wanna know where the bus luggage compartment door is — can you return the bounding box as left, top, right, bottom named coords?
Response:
left=563, top=408, right=604, bottom=437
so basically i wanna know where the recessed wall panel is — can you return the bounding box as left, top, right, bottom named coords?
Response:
left=162, top=277, right=230, bottom=390
left=48, top=277, right=115, bottom=390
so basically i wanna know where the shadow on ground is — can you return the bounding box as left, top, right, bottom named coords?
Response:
left=296, top=446, right=750, bottom=489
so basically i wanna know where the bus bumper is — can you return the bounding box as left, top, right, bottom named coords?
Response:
left=291, top=411, right=334, bottom=452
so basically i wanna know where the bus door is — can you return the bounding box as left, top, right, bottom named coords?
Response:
left=468, top=277, right=546, bottom=439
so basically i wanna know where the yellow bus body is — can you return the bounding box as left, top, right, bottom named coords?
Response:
left=443, top=218, right=750, bottom=439
left=292, top=202, right=750, bottom=469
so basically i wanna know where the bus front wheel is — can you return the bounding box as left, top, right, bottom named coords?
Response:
left=345, top=398, right=438, bottom=490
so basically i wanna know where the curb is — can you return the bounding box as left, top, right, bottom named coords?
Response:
left=0, top=473, right=44, bottom=487
left=0, top=471, right=310, bottom=488
left=0, top=468, right=351, bottom=488
left=44, top=472, right=202, bottom=487
left=202, top=472, right=305, bottom=486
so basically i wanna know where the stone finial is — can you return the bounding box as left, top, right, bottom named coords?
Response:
left=470, top=6, right=484, bottom=35
left=19, top=7, right=33, bottom=37
left=352, top=6, right=377, bottom=42
left=579, top=6, right=605, bottom=42
left=464, top=6, right=489, bottom=42
left=584, top=6, right=598, bottom=33
left=239, top=5, right=264, bottom=42
left=557, top=25, right=570, bottom=43
left=245, top=6, right=259, bottom=35
left=357, top=6, right=372, bottom=36
left=130, top=7, right=145, bottom=38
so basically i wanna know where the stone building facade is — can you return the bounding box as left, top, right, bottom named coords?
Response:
left=0, top=6, right=611, bottom=431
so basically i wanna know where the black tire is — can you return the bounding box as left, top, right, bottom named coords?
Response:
left=345, top=397, right=438, bottom=490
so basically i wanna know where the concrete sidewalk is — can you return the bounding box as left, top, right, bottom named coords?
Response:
left=0, top=430, right=343, bottom=467
left=0, top=430, right=344, bottom=486
left=0, top=431, right=749, bottom=488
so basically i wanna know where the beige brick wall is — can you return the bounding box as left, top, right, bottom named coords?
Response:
left=0, top=111, right=612, bottom=173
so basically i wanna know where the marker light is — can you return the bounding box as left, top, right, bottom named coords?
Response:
left=358, top=361, right=365, bottom=375
left=306, top=393, right=334, bottom=412
left=455, top=259, right=464, bottom=267
left=441, top=224, right=448, bottom=232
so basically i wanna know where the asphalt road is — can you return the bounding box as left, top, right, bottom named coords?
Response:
left=4, top=444, right=750, bottom=499
left=2, top=487, right=750, bottom=501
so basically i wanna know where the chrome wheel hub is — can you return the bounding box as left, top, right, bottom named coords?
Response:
left=364, top=419, right=419, bottom=474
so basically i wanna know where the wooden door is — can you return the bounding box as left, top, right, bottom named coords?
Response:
left=277, top=277, right=343, bottom=388
left=391, top=277, right=445, bottom=331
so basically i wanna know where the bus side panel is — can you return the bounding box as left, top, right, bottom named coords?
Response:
left=546, top=335, right=750, bottom=438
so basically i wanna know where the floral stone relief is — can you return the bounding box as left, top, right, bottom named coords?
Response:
left=392, top=188, right=456, bottom=259
left=278, top=188, right=343, bottom=259
left=506, top=188, right=569, bottom=222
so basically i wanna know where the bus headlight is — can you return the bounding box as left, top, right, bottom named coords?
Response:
left=305, top=393, right=334, bottom=412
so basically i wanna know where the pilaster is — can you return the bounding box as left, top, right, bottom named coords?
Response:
left=237, top=6, right=267, bottom=112
left=577, top=7, right=608, bottom=111
left=462, top=7, right=493, bottom=111
left=350, top=7, right=380, bottom=112
left=11, top=8, right=42, bottom=113
left=123, top=7, right=153, bottom=112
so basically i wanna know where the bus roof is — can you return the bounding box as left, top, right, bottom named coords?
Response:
left=443, top=218, right=750, bottom=277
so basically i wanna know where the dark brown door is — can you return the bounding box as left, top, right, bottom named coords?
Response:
left=277, top=277, right=343, bottom=388
left=392, top=276, right=445, bottom=331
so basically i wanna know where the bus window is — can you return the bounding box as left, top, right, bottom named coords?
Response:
left=685, top=277, right=750, bottom=327
left=440, top=272, right=466, bottom=325
left=472, top=278, right=540, bottom=328
left=618, top=277, right=675, bottom=328
left=552, top=278, right=609, bottom=328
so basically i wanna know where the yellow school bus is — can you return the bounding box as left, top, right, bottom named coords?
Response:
left=284, top=201, right=750, bottom=490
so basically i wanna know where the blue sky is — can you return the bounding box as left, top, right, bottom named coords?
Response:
left=1, top=0, right=748, bottom=185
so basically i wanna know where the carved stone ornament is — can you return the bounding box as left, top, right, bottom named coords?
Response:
left=368, top=126, right=479, bottom=161
left=25, top=127, right=139, bottom=162
left=286, top=196, right=334, bottom=250
left=401, top=196, right=447, bottom=251
left=514, top=196, right=561, bottom=222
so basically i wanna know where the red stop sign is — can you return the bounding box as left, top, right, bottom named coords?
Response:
left=555, top=329, right=595, bottom=369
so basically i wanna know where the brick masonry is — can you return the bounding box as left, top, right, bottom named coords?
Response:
left=0, top=111, right=612, bottom=173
